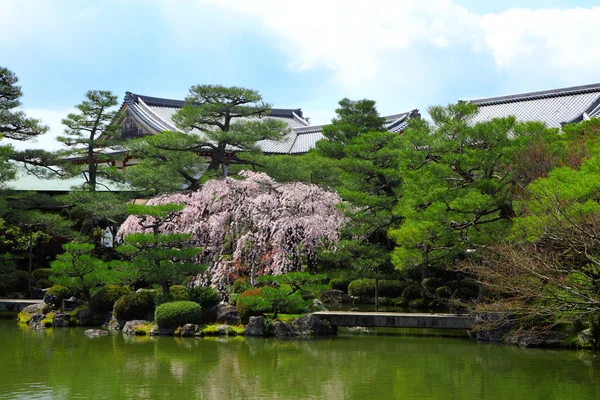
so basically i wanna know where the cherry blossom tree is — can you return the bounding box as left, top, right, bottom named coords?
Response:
left=118, top=171, right=345, bottom=286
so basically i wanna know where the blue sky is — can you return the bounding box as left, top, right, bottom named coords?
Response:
left=1, top=0, right=599, bottom=149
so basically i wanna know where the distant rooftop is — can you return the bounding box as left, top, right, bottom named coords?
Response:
left=462, top=82, right=600, bottom=129
left=123, top=92, right=418, bottom=154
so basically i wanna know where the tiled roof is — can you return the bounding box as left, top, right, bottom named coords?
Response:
left=123, top=92, right=418, bottom=155
left=463, top=83, right=600, bottom=129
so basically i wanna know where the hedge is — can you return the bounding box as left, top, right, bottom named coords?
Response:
left=90, top=285, right=131, bottom=313
left=329, top=278, right=352, bottom=293
left=189, top=286, right=221, bottom=310
left=348, top=279, right=407, bottom=298
left=155, top=301, right=202, bottom=329
left=170, top=285, right=189, bottom=301
left=113, top=291, right=154, bottom=321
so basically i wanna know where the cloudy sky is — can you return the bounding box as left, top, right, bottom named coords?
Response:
left=2, top=0, right=599, bottom=150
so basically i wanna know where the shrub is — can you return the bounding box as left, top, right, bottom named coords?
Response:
left=32, top=268, right=53, bottom=288
left=348, top=279, right=374, bottom=297
left=236, top=295, right=271, bottom=323
left=113, top=292, right=154, bottom=321
left=379, top=280, right=407, bottom=298
left=46, top=285, right=72, bottom=307
left=155, top=301, right=202, bottom=329
left=189, top=286, right=220, bottom=310
left=233, top=278, right=251, bottom=294
left=90, top=285, right=131, bottom=314
left=13, top=270, right=30, bottom=292
left=170, top=285, right=189, bottom=301
left=401, top=285, right=422, bottom=302
left=435, top=286, right=453, bottom=298
left=422, top=277, right=443, bottom=290
left=330, top=278, right=351, bottom=292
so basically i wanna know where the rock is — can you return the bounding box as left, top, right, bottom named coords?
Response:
left=84, top=329, right=109, bottom=337
left=75, top=308, right=93, bottom=326
left=22, top=302, right=50, bottom=315
left=43, top=293, right=57, bottom=305
left=30, top=313, right=45, bottom=330
left=61, top=296, right=84, bottom=311
left=53, top=312, right=70, bottom=328
left=103, top=314, right=126, bottom=330
left=204, top=303, right=241, bottom=325
left=311, top=299, right=328, bottom=312
left=474, top=313, right=512, bottom=342
left=319, top=289, right=345, bottom=305
left=272, top=314, right=337, bottom=338
left=122, top=320, right=150, bottom=335
left=245, top=316, right=265, bottom=336
left=294, top=314, right=337, bottom=336
left=181, top=324, right=198, bottom=337
left=503, top=331, right=569, bottom=348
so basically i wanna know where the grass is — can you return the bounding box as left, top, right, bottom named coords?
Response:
left=133, top=322, right=157, bottom=336
left=200, top=324, right=245, bottom=336
left=41, top=312, right=55, bottom=328
left=16, top=311, right=32, bottom=324
left=265, top=313, right=304, bottom=323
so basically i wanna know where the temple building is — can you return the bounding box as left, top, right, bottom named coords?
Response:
left=463, top=82, right=600, bottom=129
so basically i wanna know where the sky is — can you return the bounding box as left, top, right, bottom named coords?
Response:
left=2, top=0, right=600, bottom=150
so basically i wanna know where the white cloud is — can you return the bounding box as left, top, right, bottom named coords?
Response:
left=4, top=109, right=72, bottom=151
left=191, top=0, right=600, bottom=90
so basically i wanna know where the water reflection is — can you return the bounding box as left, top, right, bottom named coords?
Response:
left=0, top=321, right=598, bottom=400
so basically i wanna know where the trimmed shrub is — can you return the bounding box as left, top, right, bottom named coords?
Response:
left=32, top=268, right=53, bottom=288
left=236, top=295, right=271, bottom=323
left=435, top=286, right=453, bottom=298
left=90, top=285, right=131, bottom=314
left=155, top=301, right=202, bottom=329
left=348, top=279, right=374, bottom=297
left=422, top=277, right=443, bottom=290
left=379, top=280, right=407, bottom=298
left=330, top=278, right=351, bottom=293
left=189, top=286, right=220, bottom=310
left=113, top=292, right=154, bottom=321
left=13, top=270, right=30, bottom=292
left=46, top=285, right=72, bottom=307
left=170, top=285, right=189, bottom=301
left=401, top=285, right=422, bottom=302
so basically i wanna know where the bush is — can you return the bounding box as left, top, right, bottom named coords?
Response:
left=155, top=301, right=202, bottom=329
left=170, top=285, right=189, bottom=301
left=435, top=286, right=453, bottom=298
left=236, top=295, right=271, bottom=323
left=401, top=285, right=422, bottom=302
left=330, top=278, right=351, bottom=292
left=348, top=279, right=374, bottom=297
left=46, top=285, right=72, bottom=307
left=422, top=277, right=443, bottom=290
left=233, top=278, right=251, bottom=294
left=379, top=280, right=407, bottom=298
left=13, top=270, right=30, bottom=292
left=189, top=286, right=220, bottom=310
left=89, top=285, right=131, bottom=314
left=32, top=268, right=53, bottom=288
left=348, top=279, right=406, bottom=298
left=113, top=292, right=154, bottom=321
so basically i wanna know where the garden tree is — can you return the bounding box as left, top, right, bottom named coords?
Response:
left=50, top=241, right=126, bottom=300
left=389, top=103, right=559, bottom=275
left=130, top=85, right=290, bottom=182
left=57, top=90, right=123, bottom=191
left=116, top=204, right=204, bottom=294
left=459, top=155, right=600, bottom=346
left=257, top=272, right=328, bottom=318
left=0, top=67, right=49, bottom=184
left=118, top=171, right=345, bottom=287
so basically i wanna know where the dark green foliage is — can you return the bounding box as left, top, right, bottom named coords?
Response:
left=330, top=278, right=352, bottom=292
left=113, top=291, right=154, bottom=321
left=170, top=285, right=189, bottom=301
left=188, top=286, right=220, bottom=310
left=46, top=285, right=72, bottom=307
left=232, top=278, right=251, bottom=294
left=435, top=286, right=453, bottom=299
left=422, top=277, right=443, bottom=290
left=155, top=301, right=202, bottom=329
left=348, top=279, right=375, bottom=297
left=12, top=270, right=29, bottom=292
left=402, top=285, right=422, bottom=303
left=89, top=285, right=131, bottom=314
left=348, top=279, right=407, bottom=298
left=32, top=269, right=53, bottom=288
left=235, top=294, right=271, bottom=323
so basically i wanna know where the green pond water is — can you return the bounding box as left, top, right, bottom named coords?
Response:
left=1, top=320, right=599, bottom=400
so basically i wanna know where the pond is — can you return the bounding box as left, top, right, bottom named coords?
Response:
left=0, top=320, right=598, bottom=399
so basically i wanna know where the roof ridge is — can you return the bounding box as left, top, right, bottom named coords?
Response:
left=464, top=82, right=600, bottom=106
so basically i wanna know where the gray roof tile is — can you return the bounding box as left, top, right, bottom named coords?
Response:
left=463, top=83, right=600, bottom=128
